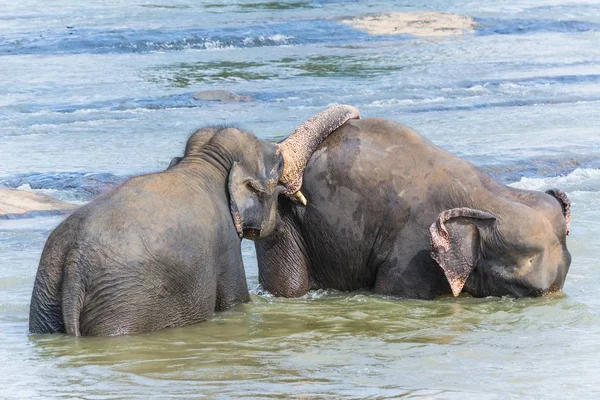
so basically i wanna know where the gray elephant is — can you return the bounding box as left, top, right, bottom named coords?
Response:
left=29, top=105, right=360, bottom=336
left=256, top=118, right=572, bottom=299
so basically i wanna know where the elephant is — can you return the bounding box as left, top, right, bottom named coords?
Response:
left=28, top=105, right=360, bottom=336
left=255, top=117, right=572, bottom=299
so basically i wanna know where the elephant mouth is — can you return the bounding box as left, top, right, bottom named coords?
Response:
left=467, top=268, right=546, bottom=298
left=243, top=228, right=261, bottom=239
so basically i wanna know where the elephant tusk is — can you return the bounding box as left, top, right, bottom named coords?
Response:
left=294, top=191, right=308, bottom=206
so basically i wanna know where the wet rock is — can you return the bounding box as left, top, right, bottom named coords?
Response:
left=342, top=12, right=476, bottom=37
left=0, top=189, right=78, bottom=219
left=193, top=90, right=253, bottom=102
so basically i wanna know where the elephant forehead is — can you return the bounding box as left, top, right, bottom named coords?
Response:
left=267, top=179, right=277, bottom=192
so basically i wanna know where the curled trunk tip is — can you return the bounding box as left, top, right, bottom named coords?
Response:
left=278, top=105, right=360, bottom=199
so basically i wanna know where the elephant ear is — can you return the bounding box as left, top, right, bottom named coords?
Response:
left=228, top=161, right=263, bottom=238
left=430, top=208, right=496, bottom=297
left=545, top=188, right=571, bottom=235
left=167, top=156, right=182, bottom=170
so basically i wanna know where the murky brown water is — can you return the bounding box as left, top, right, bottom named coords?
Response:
left=5, top=291, right=586, bottom=398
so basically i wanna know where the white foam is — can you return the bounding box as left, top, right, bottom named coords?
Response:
left=203, top=40, right=234, bottom=50
left=15, top=183, right=56, bottom=194
left=302, top=289, right=339, bottom=300
left=499, top=82, right=521, bottom=89
left=267, top=34, right=293, bottom=42
left=14, top=184, right=87, bottom=204
left=509, top=168, right=600, bottom=193
left=466, top=84, right=490, bottom=93
left=369, top=97, right=446, bottom=107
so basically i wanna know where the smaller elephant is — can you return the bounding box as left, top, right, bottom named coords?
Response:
left=29, top=105, right=360, bottom=336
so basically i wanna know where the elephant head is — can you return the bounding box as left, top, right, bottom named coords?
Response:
left=169, top=105, right=360, bottom=239
left=430, top=189, right=572, bottom=297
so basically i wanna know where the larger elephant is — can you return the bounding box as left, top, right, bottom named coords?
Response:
left=29, top=105, right=360, bottom=336
left=256, top=118, right=572, bottom=299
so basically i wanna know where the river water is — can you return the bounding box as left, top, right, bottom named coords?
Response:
left=1, top=0, right=600, bottom=398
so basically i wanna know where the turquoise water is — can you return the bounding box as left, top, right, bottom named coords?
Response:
left=1, top=1, right=600, bottom=398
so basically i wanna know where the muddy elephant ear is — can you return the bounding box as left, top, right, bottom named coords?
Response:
left=545, top=188, right=571, bottom=235
left=167, top=157, right=182, bottom=170
left=430, top=208, right=496, bottom=297
left=228, top=161, right=263, bottom=238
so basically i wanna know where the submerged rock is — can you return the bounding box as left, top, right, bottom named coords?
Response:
left=342, top=12, right=476, bottom=37
left=193, top=90, right=253, bottom=102
left=0, top=189, right=78, bottom=219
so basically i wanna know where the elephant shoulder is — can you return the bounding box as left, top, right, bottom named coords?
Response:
left=318, top=118, right=429, bottom=156
left=353, top=118, right=426, bottom=145
left=315, top=117, right=427, bottom=160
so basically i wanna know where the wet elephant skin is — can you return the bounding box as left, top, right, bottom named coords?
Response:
left=29, top=127, right=284, bottom=336
left=256, top=118, right=571, bottom=299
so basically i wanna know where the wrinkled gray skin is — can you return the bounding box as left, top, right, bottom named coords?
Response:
left=29, top=127, right=285, bottom=336
left=256, top=118, right=572, bottom=299
left=29, top=105, right=359, bottom=336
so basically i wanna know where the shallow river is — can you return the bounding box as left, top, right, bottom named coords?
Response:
left=1, top=0, right=600, bottom=398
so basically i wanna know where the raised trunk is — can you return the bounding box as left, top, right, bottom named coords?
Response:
left=277, top=105, right=360, bottom=202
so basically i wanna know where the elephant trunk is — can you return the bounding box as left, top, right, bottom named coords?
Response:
left=278, top=105, right=360, bottom=204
